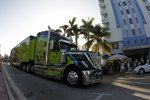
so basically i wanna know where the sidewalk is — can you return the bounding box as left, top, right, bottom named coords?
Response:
left=0, top=62, right=9, bottom=100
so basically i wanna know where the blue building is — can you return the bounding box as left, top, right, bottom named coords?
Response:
left=99, top=0, right=150, bottom=61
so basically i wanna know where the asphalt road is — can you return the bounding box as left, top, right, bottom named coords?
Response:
left=3, top=62, right=150, bottom=100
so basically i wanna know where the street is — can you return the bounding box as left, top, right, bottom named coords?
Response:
left=3, top=62, right=150, bottom=100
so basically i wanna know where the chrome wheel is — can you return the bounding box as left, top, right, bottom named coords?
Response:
left=67, top=71, right=79, bottom=85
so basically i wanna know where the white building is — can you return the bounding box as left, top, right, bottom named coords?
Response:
left=99, top=0, right=150, bottom=61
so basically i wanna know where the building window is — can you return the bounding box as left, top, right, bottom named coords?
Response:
left=112, top=43, right=115, bottom=50
left=126, top=9, right=130, bottom=14
left=146, top=6, right=150, bottom=11
left=101, top=13, right=108, bottom=18
left=132, top=29, right=135, bottom=36
left=103, top=22, right=110, bottom=29
left=99, top=0, right=104, bottom=3
left=112, top=42, right=119, bottom=49
left=136, top=17, right=138, bottom=23
left=124, top=19, right=126, bottom=25
left=126, top=30, right=128, bottom=36
left=100, top=5, right=106, bottom=10
left=141, top=39, right=144, bottom=43
left=142, top=0, right=148, bottom=2
left=129, top=18, right=133, bottom=24
left=132, top=8, right=135, bottom=13
left=139, top=28, right=141, bottom=35
left=116, top=42, right=119, bottom=49
left=123, top=1, right=126, bottom=6
left=121, top=10, right=123, bottom=15
left=134, top=40, right=137, bottom=44
left=129, top=1, right=131, bottom=5
left=127, top=40, right=130, bottom=44
left=118, top=2, right=121, bottom=7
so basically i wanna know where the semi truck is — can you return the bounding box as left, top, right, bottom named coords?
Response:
left=10, top=27, right=103, bottom=86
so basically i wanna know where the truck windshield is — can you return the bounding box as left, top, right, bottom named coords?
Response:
left=60, top=42, right=78, bottom=51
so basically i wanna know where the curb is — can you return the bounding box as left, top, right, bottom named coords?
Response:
left=2, top=64, right=27, bottom=100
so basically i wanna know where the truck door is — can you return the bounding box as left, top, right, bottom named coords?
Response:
left=46, top=41, right=62, bottom=78
left=49, top=41, right=61, bottom=65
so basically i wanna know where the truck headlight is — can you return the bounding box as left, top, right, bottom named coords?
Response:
left=82, top=70, right=92, bottom=76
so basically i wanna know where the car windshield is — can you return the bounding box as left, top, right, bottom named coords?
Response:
left=60, top=42, right=78, bottom=51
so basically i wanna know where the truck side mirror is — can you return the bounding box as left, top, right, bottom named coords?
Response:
left=50, top=40, right=54, bottom=50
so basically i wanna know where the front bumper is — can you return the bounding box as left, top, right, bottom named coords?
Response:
left=133, top=68, right=139, bottom=73
left=82, top=70, right=103, bottom=85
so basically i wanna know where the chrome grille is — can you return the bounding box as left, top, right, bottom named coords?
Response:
left=87, top=52, right=101, bottom=69
left=67, top=51, right=101, bottom=69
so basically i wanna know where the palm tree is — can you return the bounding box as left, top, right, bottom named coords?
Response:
left=71, top=24, right=81, bottom=46
left=67, top=17, right=76, bottom=36
left=67, top=17, right=81, bottom=45
left=80, top=18, right=95, bottom=51
left=87, top=24, right=112, bottom=55
left=59, top=25, right=69, bottom=36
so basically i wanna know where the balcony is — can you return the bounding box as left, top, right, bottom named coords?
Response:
left=99, top=0, right=105, bottom=6
left=99, top=0, right=105, bottom=3
left=100, top=9, right=107, bottom=14
left=102, top=18, right=109, bottom=22
left=143, top=1, right=150, bottom=6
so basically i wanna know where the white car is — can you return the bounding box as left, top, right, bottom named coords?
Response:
left=134, top=63, right=150, bottom=74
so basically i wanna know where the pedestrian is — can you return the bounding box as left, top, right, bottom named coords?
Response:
left=120, top=61, right=125, bottom=73
left=140, top=58, right=144, bottom=65
left=133, top=59, right=138, bottom=68
left=138, top=61, right=141, bottom=66
left=146, top=59, right=149, bottom=64
left=127, top=61, right=131, bottom=71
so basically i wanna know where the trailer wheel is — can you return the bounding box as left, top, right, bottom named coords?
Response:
left=26, top=65, right=30, bottom=72
left=22, top=65, right=26, bottom=71
left=64, top=67, right=83, bottom=87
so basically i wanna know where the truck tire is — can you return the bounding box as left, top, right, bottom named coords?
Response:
left=64, top=67, right=83, bottom=87
left=22, top=64, right=26, bottom=71
left=26, top=65, right=30, bottom=72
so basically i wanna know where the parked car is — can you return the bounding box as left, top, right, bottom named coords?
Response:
left=134, top=63, right=150, bottom=74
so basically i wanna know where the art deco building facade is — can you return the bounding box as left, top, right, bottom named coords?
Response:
left=99, top=0, right=150, bottom=60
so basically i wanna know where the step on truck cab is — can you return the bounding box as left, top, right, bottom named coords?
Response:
left=10, top=27, right=103, bottom=86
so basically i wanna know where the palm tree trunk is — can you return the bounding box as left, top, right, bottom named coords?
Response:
left=87, top=33, right=89, bottom=51
left=75, top=34, right=78, bottom=46
left=97, top=44, right=100, bottom=53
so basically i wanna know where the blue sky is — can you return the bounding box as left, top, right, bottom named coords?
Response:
left=0, top=0, right=101, bottom=56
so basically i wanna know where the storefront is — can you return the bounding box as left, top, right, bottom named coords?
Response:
left=123, top=45, right=150, bottom=63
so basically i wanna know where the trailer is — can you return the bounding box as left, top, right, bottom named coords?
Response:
left=10, top=27, right=103, bottom=86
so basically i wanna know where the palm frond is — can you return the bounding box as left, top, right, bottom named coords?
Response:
left=69, top=17, right=76, bottom=27
left=60, top=25, right=69, bottom=36
left=83, top=39, right=94, bottom=51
